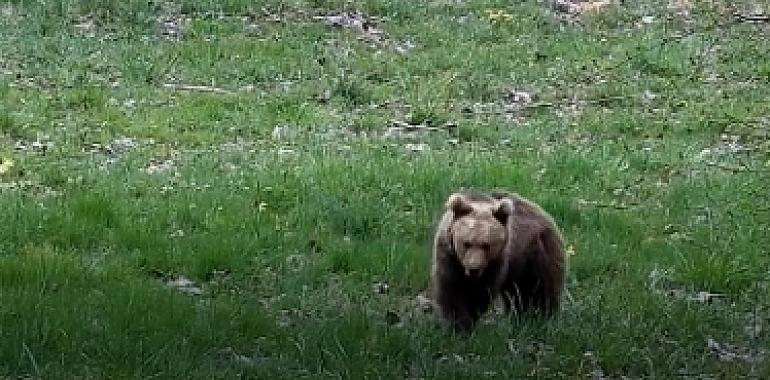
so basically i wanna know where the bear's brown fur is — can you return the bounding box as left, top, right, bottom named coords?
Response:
left=431, top=190, right=566, bottom=331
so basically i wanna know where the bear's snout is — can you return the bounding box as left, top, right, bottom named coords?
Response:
left=462, top=250, right=486, bottom=277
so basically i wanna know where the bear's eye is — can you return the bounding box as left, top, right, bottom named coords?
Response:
left=481, top=243, right=490, bottom=251
left=463, top=242, right=471, bottom=250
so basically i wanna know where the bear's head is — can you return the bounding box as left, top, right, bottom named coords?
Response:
left=446, top=193, right=513, bottom=278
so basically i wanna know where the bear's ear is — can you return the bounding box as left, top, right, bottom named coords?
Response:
left=494, top=198, right=514, bottom=225
left=446, top=193, right=473, bottom=218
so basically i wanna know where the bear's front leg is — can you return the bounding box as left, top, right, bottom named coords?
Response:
left=433, top=280, right=492, bottom=332
left=432, top=280, right=473, bottom=331
left=437, top=300, right=476, bottom=332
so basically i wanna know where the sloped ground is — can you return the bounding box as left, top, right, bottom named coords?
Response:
left=1, top=0, right=769, bottom=378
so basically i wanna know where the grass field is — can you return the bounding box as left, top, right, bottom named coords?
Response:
left=1, top=0, right=769, bottom=378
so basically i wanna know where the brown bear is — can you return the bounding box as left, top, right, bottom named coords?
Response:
left=430, top=190, right=566, bottom=331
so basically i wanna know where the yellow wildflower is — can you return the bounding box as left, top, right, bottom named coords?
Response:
left=485, top=9, right=514, bottom=23
left=0, top=158, right=14, bottom=175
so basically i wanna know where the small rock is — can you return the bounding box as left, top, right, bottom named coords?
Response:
left=157, top=6, right=185, bottom=41
left=643, top=90, right=657, bottom=101
left=314, top=11, right=384, bottom=43
left=74, top=17, right=97, bottom=37
left=107, top=136, right=138, bottom=155
left=167, top=276, right=195, bottom=288
left=641, top=15, right=655, bottom=24
left=505, top=90, right=534, bottom=105
left=143, top=159, right=176, bottom=175
left=416, top=293, right=433, bottom=313
left=591, top=369, right=609, bottom=380
left=1, top=4, right=14, bottom=17
left=232, top=352, right=259, bottom=367
left=394, top=40, right=416, bottom=54
left=552, top=0, right=612, bottom=15
left=166, top=276, right=203, bottom=296
left=552, top=0, right=578, bottom=14
left=707, top=338, right=766, bottom=364
left=219, top=347, right=262, bottom=368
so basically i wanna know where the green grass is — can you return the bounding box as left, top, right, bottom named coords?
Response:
left=1, top=0, right=769, bottom=378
